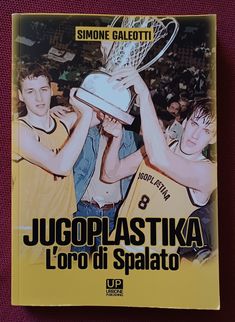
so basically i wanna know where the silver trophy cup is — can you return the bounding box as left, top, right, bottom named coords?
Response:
left=74, top=16, right=179, bottom=125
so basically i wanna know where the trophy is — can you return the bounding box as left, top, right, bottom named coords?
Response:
left=74, top=16, right=179, bottom=125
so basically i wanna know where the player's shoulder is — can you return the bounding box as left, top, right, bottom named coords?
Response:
left=203, top=158, right=217, bottom=174
left=57, top=111, right=77, bottom=131
left=14, top=116, right=32, bottom=127
left=13, top=117, right=41, bottom=145
left=13, top=117, right=34, bottom=134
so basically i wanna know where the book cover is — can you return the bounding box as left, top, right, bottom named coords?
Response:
left=12, top=13, right=219, bottom=309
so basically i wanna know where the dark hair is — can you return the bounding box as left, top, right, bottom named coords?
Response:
left=157, top=109, right=175, bottom=122
left=179, top=91, right=189, bottom=102
left=17, top=63, right=52, bottom=91
left=167, top=96, right=180, bottom=107
left=187, top=98, right=216, bottom=125
left=157, top=109, right=175, bottom=129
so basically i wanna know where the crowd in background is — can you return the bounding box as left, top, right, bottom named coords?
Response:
left=14, top=15, right=216, bottom=159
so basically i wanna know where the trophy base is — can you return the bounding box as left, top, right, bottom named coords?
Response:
left=74, top=87, right=135, bottom=125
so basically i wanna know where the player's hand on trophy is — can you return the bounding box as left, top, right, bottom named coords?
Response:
left=102, top=115, right=122, bottom=139
left=89, top=109, right=105, bottom=128
left=50, top=105, right=72, bottom=117
left=69, top=88, right=92, bottom=116
left=109, top=67, right=149, bottom=96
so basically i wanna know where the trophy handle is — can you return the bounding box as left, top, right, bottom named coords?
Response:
left=137, top=17, right=179, bottom=72
left=109, top=16, right=179, bottom=73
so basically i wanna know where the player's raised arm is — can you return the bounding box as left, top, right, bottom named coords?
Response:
left=109, top=68, right=217, bottom=195
left=101, top=116, right=144, bottom=182
left=14, top=88, right=92, bottom=176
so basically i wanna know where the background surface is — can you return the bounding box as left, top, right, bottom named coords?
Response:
left=1, top=0, right=235, bottom=321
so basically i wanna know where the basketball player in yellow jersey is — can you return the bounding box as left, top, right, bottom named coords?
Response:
left=12, top=63, right=94, bottom=263
left=101, top=67, right=216, bottom=254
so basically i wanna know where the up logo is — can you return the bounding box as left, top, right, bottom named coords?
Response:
left=106, top=279, right=123, bottom=296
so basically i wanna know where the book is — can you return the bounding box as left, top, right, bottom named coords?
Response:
left=12, top=13, right=219, bottom=309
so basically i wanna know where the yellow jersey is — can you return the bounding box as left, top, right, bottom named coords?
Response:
left=116, top=157, right=204, bottom=254
left=12, top=116, right=76, bottom=262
